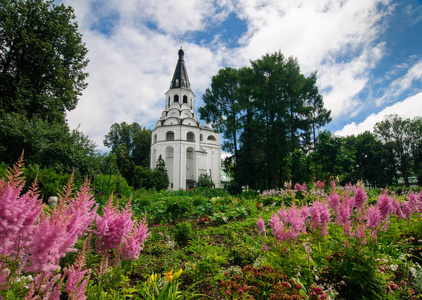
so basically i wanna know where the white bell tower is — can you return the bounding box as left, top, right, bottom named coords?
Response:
left=150, top=48, right=221, bottom=190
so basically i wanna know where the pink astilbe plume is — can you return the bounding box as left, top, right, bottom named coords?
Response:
left=353, top=185, right=367, bottom=210
left=309, top=201, right=331, bottom=236
left=327, top=192, right=341, bottom=215
left=390, top=197, right=404, bottom=220
left=269, top=213, right=287, bottom=243
left=0, top=155, right=43, bottom=259
left=316, top=181, right=325, bottom=190
left=25, top=211, right=69, bottom=274
left=417, top=191, right=422, bottom=213
left=377, top=192, right=393, bottom=221
left=95, top=196, right=150, bottom=262
left=269, top=204, right=308, bottom=243
left=26, top=176, right=97, bottom=274
left=402, top=192, right=417, bottom=221
left=366, top=205, right=382, bottom=238
left=64, top=245, right=90, bottom=300
left=294, top=182, right=307, bottom=191
left=95, top=196, right=135, bottom=255
left=60, top=178, right=97, bottom=254
left=122, top=217, right=150, bottom=260
left=256, top=216, right=266, bottom=236
left=286, top=204, right=307, bottom=239
left=336, top=194, right=353, bottom=236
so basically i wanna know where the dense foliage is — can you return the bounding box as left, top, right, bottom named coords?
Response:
left=2, top=157, right=422, bottom=299
left=0, top=0, right=88, bottom=122
left=199, top=52, right=332, bottom=191
left=0, top=0, right=98, bottom=178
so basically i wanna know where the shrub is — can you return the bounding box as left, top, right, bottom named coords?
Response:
left=317, top=248, right=384, bottom=299
left=174, top=222, right=193, bottom=246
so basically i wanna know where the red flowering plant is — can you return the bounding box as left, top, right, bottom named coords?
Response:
left=219, top=265, right=308, bottom=299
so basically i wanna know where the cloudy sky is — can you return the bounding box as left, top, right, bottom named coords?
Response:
left=62, top=0, right=422, bottom=151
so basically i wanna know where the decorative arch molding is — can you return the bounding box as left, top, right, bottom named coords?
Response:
left=181, top=103, right=191, bottom=110
left=180, top=109, right=193, bottom=118
left=163, top=118, right=180, bottom=126
left=207, top=135, right=217, bottom=141
left=170, top=102, right=180, bottom=109
left=181, top=118, right=197, bottom=126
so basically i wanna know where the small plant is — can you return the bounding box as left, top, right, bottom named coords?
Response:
left=174, top=222, right=193, bottom=246
left=220, top=265, right=307, bottom=299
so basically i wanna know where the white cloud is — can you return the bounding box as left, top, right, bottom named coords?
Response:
left=65, top=0, right=226, bottom=150
left=63, top=0, right=417, bottom=153
left=235, top=0, right=392, bottom=118
left=334, top=91, right=422, bottom=136
left=377, top=60, right=422, bottom=105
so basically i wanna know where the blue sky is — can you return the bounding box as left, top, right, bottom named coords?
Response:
left=62, top=0, right=422, bottom=151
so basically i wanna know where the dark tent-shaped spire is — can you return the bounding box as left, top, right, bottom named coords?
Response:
left=170, top=47, right=191, bottom=90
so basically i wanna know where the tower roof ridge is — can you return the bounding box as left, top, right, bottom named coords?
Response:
left=170, top=48, right=191, bottom=90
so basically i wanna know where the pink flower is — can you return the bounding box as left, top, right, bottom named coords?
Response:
left=377, top=193, right=393, bottom=221
left=256, top=216, right=266, bottom=236
left=366, top=205, right=382, bottom=238
left=26, top=178, right=97, bottom=274
left=64, top=249, right=90, bottom=300
left=309, top=201, right=331, bottom=236
left=122, top=218, right=150, bottom=260
left=316, top=181, right=325, bottom=190
left=0, top=158, right=43, bottom=258
left=337, top=195, right=353, bottom=236
left=402, top=192, right=417, bottom=221
left=269, top=204, right=308, bottom=243
left=327, top=192, right=341, bottom=214
left=95, top=197, right=134, bottom=255
left=294, top=183, right=307, bottom=191
left=95, top=197, right=150, bottom=261
left=353, top=186, right=367, bottom=209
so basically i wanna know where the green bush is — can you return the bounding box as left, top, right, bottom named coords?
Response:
left=173, top=221, right=193, bottom=246
left=317, top=248, right=384, bottom=299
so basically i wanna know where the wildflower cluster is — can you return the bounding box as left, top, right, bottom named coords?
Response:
left=0, top=157, right=150, bottom=299
left=220, top=265, right=321, bottom=299
left=259, top=182, right=422, bottom=246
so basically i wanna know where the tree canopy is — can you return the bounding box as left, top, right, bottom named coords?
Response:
left=0, top=0, right=89, bottom=123
left=0, top=0, right=95, bottom=178
left=200, top=52, right=331, bottom=190
left=104, top=122, right=151, bottom=184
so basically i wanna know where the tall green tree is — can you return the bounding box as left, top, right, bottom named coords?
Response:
left=313, top=130, right=355, bottom=183
left=199, top=52, right=331, bottom=190
left=348, top=131, right=394, bottom=187
left=374, top=115, right=411, bottom=187
left=0, top=0, right=96, bottom=177
left=408, top=117, right=422, bottom=185
left=134, top=155, right=169, bottom=191
left=0, top=0, right=89, bottom=122
left=104, top=122, right=151, bottom=184
left=248, top=52, right=290, bottom=189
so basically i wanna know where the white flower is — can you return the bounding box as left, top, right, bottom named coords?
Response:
left=390, top=264, right=398, bottom=271
left=410, top=267, right=417, bottom=277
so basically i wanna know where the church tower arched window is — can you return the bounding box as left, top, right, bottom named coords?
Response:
left=183, top=95, right=188, bottom=104
left=174, top=95, right=179, bottom=103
